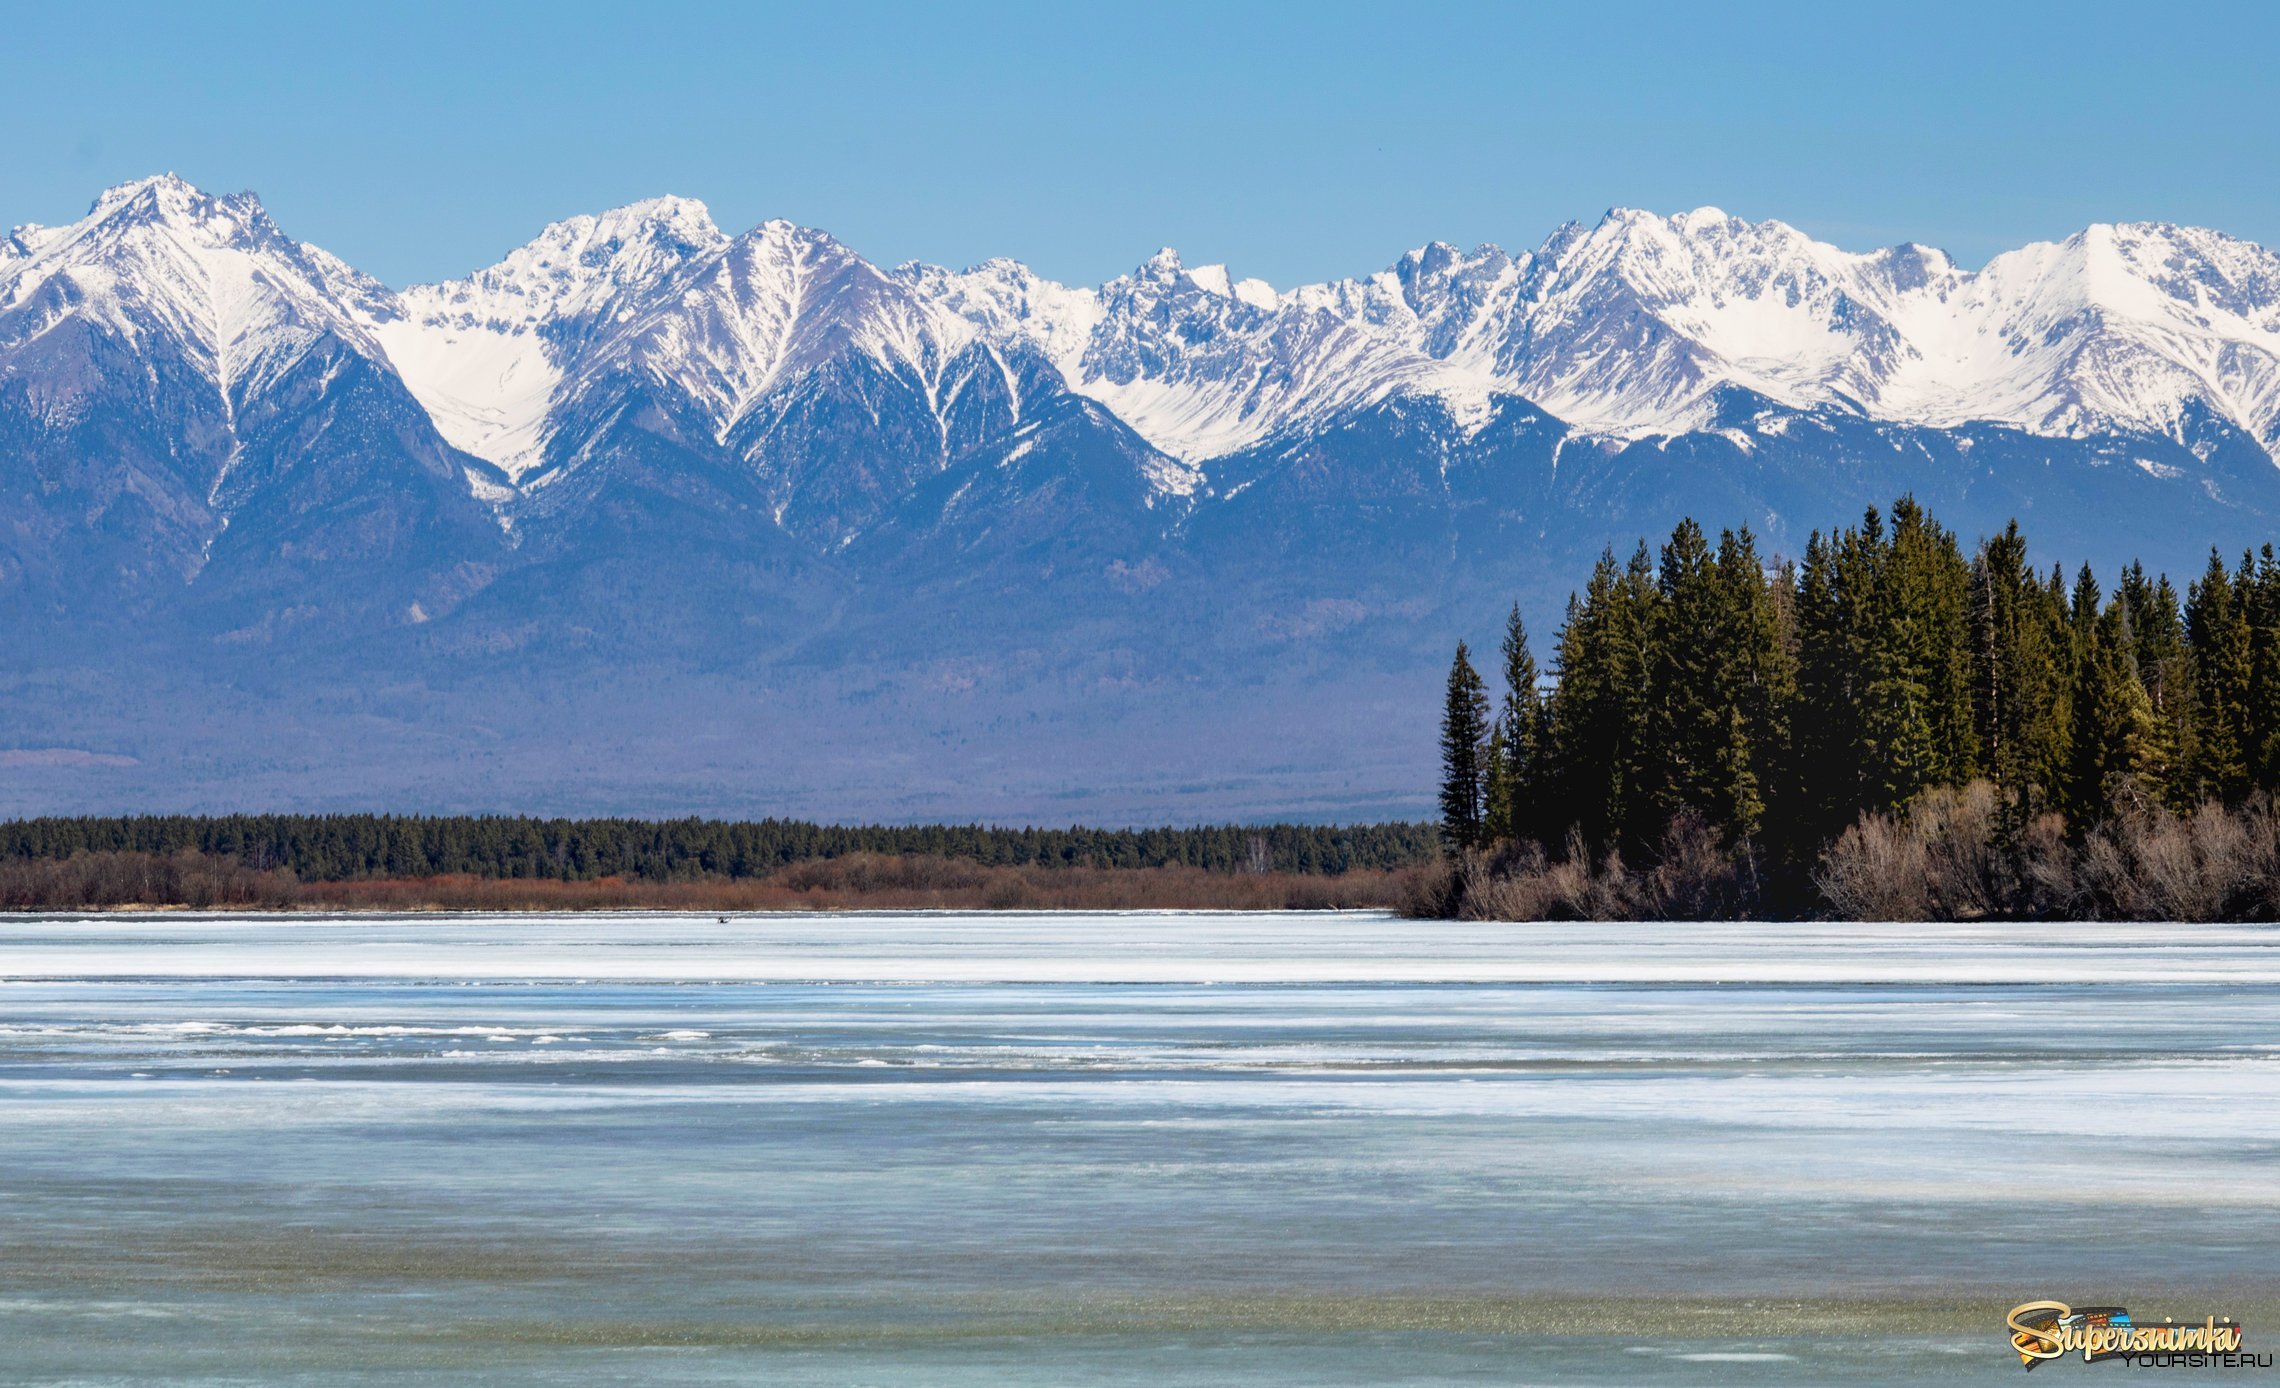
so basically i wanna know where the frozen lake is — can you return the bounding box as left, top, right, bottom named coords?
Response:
left=1, top=911, right=2274, bottom=1383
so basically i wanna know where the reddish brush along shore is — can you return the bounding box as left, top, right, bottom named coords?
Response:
left=0, top=851, right=1417, bottom=912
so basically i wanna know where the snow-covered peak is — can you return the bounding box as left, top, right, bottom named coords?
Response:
left=32, top=172, right=275, bottom=260
left=1868, top=219, right=2280, bottom=445
left=895, top=256, right=1102, bottom=380
left=376, top=194, right=730, bottom=477
left=599, top=205, right=2280, bottom=471
left=1273, top=207, right=2280, bottom=450
left=0, top=172, right=395, bottom=404
left=1145, top=259, right=1275, bottom=310
left=595, top=214, right=935, bottom=432
left=200, top=180, right=2280, bottom=485
left=399, top=193, right=726, bottom=335
left=1664, top=205, right=1735, bottom=233
left=1482, top=206, right=1893, bottom=429
left=959, top=244, right=1496, bottom=460
left=85, top=171, right=209, bottom=223
left=1287, top=240, right=1520, bottom=362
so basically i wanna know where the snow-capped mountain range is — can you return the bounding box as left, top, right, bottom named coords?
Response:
left=7, top=174, right=2280, bottom=819
left=10, top=174, right=2280, bottom=536
left=369, top=182, right=2280, bottom=481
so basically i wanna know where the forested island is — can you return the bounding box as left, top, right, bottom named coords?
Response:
left=1432, top=498, right=2280, bottom=920
left=0, top=816, right=1433, bottom=911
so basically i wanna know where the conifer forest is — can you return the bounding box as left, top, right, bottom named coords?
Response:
left=1434, top=499, right=2280, bottom=920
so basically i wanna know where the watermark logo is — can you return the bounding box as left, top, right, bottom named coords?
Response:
left=2006, top=1300, right=2264, bottom=1370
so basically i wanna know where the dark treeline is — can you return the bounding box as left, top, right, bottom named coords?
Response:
left=0, top=815, right=1435, bottom=883
left=1432, top=498, right=2280, bottom=919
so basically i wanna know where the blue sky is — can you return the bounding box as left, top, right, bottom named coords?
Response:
left=4, top=0, right=2272, bottom=288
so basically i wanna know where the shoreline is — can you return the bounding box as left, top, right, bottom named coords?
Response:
left=0, top=861, right=1420, bottom=915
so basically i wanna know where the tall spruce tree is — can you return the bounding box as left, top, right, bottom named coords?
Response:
left=1481, top=726, right=1514, bottom=845
left=1714, top=526, right=1793, bottom=843
left=2248, top=546, right=2280, bottom=794
left=1613, top=542, right=1664, bottom=850
left=2039, top=563, right=2079, bottom=799
left=1642, top=520, right=1788, bottom=843
left=2185, top=549, right=2251, bottom=802
left=1438, top=641, right=1491, bottom=852
left=1646, top=519, right=1731, bottom=828
left=2064, top=599, right=2158, bottom=823
left=1489, top=604, right=1544, bottom=844
left=1967, top=522, right=2065, bottom=807
left=1859, top=498, right=1975, bottom=806
left=1800, top=503, right=1969, bottom=822
left=1544, top=549, right=1654, bottom=853
left=2118, top=562, right=2192, bottom=806
left=1791, top=528, right=1865, bottom=845
left=2068, top=564, right=2103, bottom=636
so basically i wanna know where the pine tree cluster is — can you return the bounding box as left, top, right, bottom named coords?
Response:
left=1439, top=499, right=2280, bottom=906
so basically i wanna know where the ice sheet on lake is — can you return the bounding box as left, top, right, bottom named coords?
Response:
left=3, top=911, right=2277, bottom=983
left=2, top=911, right=2276, bottom=1384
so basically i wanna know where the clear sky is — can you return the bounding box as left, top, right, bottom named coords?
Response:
left=4, top=0, right=2272, bottom=289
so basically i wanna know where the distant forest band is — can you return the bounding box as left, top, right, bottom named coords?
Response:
left=0, top=816, right=1434, bottom=882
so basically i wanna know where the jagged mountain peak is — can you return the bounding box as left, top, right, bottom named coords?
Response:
left=1273, top=206, right=2280, bottom=448
left=85, top=171, right=220, bottom=221
left=359, top=190, right=2280, bottom=488
left=1397, top=240, right=1511, bottom=275
left=0, top=171, right=397, bottom=401
left=893, top=256, right=1103, bottom=384
left=593, top=210, right=935, bottom=424
left=604, top=193, right=719, bottom=235
left=0, top=173, right=505, bottom=620
left=1552, top=205, right=1836, bottom=282
left=378, top=195, right=738, bottom=477
left=2059, top=220, right=2280, bottom=316
left=1094, top=247, right=1275, bottom=308
left=10, top=173, right=370, bottom=291
left=19, top=171, right=284, bottom=266
left=403, top=193, right=727, bottom=331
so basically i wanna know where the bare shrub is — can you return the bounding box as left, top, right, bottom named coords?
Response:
left=1816, top=783, right=2025, bottom=920
left=1427, top=815, right=1762, bottom=921
left=1400, top=855, right=1465, bottom=919
left=775, top=853, right=995, bottom=896
left=1637, top=812, right=1761, bottom=919
left=2073, top=797, right=2280, bottom=922
left=2015, top=812, right=2082, bottom=918
left=1911, top=783, right=2004, bottom=918
left=1436, top=835, right=1587, bottom=921
left=1813, top=786, right=2280, bottom=922
left=0, top=851, right=296, bottom=911
left=1814, top=814, right=1929, bottom=920
left=1443, top=843, right=1539, bottom=920
left=981, top=874, right=1040, bottom=910
left=1551, top=830, right=1613, bottom=919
